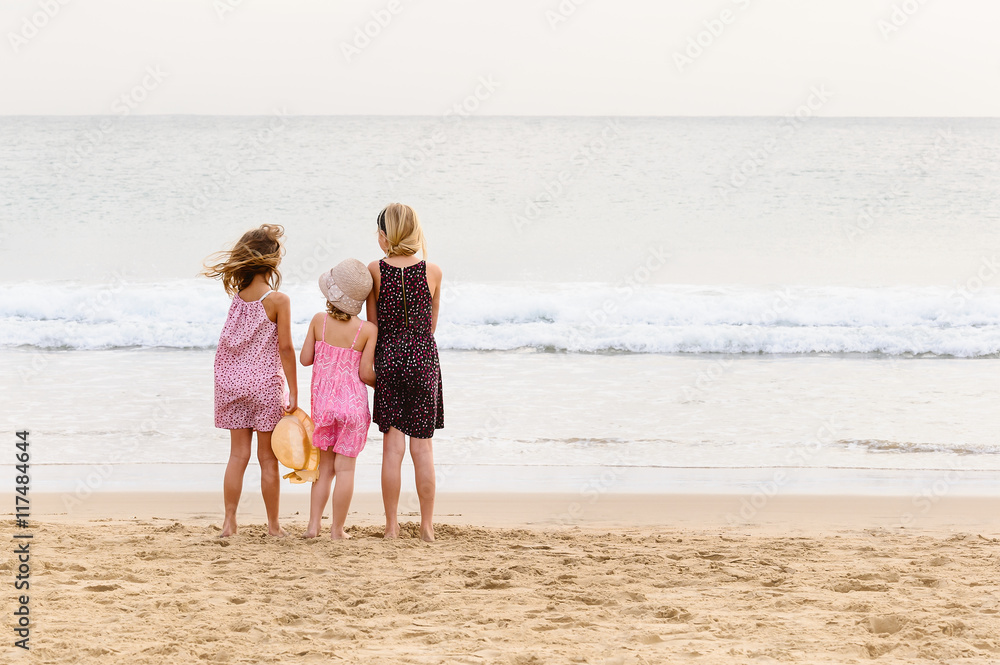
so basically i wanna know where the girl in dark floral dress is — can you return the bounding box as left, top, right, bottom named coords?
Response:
left=366, top=203, right=444, bottom=542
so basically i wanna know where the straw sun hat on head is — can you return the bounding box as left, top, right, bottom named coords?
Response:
left=319, top=259, right=373, bottom=316
left=271, top=408, right=319, bottom=483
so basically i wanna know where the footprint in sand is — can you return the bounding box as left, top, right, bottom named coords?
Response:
left=916, top=576, right=943, bottom=588
left=229, top=620, right=253, bottom=633
left=940, top=619, right=966, bottom=636
left=832, top=580, right=889, bottom=593
left=83, top=584, right=120, bottom=592
left=696, top=552, right=728, bottom=561
left=865, top=615, right=906, bottom=635
left=157, top=522, right=186, bottom=533
left=655, top=607, right=692, bottom=621
left=853, top=571, right=900, bottom=583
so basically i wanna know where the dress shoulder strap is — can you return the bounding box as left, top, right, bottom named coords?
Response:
left=322, top=314, right=328, bottom=342
left=351, top=322, right=364, bottom=350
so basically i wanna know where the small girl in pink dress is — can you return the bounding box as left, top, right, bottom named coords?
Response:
left=300, top=259, right=377, bottom=539
left=204, top=224, right=298, bottom=538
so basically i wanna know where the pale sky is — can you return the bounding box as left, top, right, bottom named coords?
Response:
left=1, top=0, right=998, bottom=116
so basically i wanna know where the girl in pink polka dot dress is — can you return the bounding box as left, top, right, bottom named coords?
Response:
left=204, top=225, right=298, bottom=538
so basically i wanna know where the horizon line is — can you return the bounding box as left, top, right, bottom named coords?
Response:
left=2, top=113, right=998, bottom=120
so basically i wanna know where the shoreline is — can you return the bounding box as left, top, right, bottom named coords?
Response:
left=12, top=491, right=1000, bottom=534
left=22, top=461, right=1000, bottom=496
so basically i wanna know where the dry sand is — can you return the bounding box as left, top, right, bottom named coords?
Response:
left=4, top=493, right=1000, bottom=664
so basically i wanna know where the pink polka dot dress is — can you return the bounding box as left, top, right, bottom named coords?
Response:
left=310, top=316, right=371, bottom=457
left=214, top=291, right=286, bottom=432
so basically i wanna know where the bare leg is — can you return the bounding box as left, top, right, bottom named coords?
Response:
left=381, top=427, right=406, bottom=539
left=255, top=430, right=286, bottom=537
left=409, top=436, right=436, bottom=542
left=331, top=453, right=357, bottom=539
left=304, top=449, right=335, bottom=538
left=221, top=429, right=252, bottom=537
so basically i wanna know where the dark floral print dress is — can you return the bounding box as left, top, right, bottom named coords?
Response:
left=373, top=259, right=444, bottom=438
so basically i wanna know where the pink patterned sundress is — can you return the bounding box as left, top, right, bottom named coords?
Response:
left=311, top=316, right=371, bottom=457
left=214, top=290, right=286, bottom=432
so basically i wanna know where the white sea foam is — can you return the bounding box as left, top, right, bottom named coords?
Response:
left=2, top=280, right=1000, bottom=356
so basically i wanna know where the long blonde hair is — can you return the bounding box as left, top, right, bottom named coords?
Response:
left=378, top=203, right=426, bottom=258
left=202, top=224, right=284, bottom=296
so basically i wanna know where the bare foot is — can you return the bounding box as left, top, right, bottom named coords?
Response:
left=331, top=530, right=352, bottom=540
left=267, top=526, right=287, bottom=538
left=219, top=519, right=237, bottom=538
left=383, top=523, right=399, bottom=540
left=420, top=525, right=435, bottom=542
left=301, top=529, right=319, bottom=539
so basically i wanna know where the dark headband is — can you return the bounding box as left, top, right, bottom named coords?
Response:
left=377, top=207, right=387, bottom=232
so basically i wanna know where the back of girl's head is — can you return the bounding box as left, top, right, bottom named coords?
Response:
left=325, top=302, right=352, bottom=322
left=378, top=203, right=426, bottom=258
left=203, top=224, right=284, bottom=296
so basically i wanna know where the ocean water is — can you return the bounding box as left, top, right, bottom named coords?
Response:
left=2, top=116, right=999, bottom=498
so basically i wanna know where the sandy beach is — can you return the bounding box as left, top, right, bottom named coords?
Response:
left=5, top=492, right=1000, bottom=664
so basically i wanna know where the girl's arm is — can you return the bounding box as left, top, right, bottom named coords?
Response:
left=358, top=322, right=377, bottom=387
left=366, top=261, right=380, bottom=327
left=427, top=262, right=443, bottom=335
left=300, top=313, right=319, bottom=367
left=273, top=293, right=298, bottom=413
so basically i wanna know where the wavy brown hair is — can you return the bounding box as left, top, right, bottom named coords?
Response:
left=202, top=225, right=284, bottom=296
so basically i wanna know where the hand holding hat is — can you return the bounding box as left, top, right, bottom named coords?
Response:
left=271, top=407, right=319, bottom=484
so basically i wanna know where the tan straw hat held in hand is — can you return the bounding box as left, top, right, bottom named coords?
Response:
left=271, top=408, right=319, bottom=483
left=318, top=258, right=373, bottom=316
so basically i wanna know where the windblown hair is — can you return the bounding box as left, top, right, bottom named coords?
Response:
left=325, top=302, right=352, bottom=322
left=377, top=202, right=426, bottom=258
left=202, top=224, right=284, bottom=296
